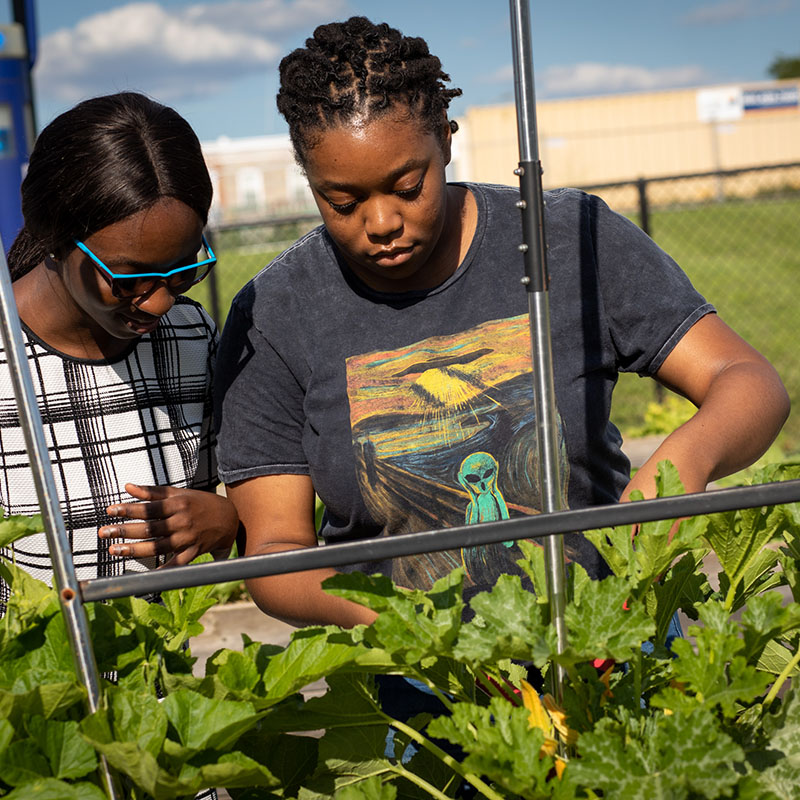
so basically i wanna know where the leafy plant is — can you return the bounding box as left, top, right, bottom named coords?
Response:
left=1, top=462, right=800, bottom=798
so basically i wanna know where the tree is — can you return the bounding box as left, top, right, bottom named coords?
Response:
left=768, top=53, right=800, bottom=80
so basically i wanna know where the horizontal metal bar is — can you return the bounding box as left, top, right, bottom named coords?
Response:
left=79, top=479, right=800, bottom=602
left=577, top=160, right=800, bottom=192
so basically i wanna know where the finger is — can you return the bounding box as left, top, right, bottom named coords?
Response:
left=99, top=520, right=167, bottom=541
left=106, top=499, right=168, bottom=521
left=123, top=483, right=177, bottom=501
left=160, top=545, right=200, bottom=568
left=107, top=537, right=174, bottom=559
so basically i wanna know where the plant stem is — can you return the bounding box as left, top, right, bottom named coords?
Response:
left=762, top=643, right=800, bottom=708
left=408, top=668, right=456, bottom=712
left=633, top=646, right=644, bottom=718
left=723, top=579, right=739, bottom=613
left=390, top=717, right=505, bottom=800
left=390, top=763, right=455, bottom=800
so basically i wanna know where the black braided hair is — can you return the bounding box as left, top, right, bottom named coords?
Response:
left=276, top=16, right=462, bottom=164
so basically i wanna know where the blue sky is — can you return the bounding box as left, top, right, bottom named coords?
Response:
left=12, top=0, right=800, bottom=143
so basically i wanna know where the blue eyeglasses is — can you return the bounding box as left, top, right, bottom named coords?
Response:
left=73, top=235, right=216, bottom=299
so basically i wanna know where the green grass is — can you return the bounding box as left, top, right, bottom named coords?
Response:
left=186, top=247, right=283, bottom=326
left=612, top=194, right=800, bottom=451
left=193, top=193, right=800, bottom=452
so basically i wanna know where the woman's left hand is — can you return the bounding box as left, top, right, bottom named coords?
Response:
left=99, top=483, right=239, bottom=567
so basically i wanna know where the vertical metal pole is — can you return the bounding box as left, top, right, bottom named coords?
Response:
left=205, top=229, right=221, bottom=324
left=508, top=0, right=568, bottom=700
left=0, top=245, right=123, bottom=798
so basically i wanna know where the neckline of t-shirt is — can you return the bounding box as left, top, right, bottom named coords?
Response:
left=329, top=181, right=488, bottom=303
left=19, top=319, right=143, bottom=366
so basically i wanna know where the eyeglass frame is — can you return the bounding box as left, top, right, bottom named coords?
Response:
left=72, top=235, right=216, bottom=299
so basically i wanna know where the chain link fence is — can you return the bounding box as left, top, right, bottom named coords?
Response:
left=581, top=162, right=800, bottom=450
left=192, top=161, right=800, bottom=451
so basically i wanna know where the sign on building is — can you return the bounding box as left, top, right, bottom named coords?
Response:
left=743, top=86, right=799, bottom=112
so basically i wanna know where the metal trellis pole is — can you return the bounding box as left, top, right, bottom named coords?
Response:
left=0, top=242, right=123, bottom=799
left=509, top=0, right=569, bottom=700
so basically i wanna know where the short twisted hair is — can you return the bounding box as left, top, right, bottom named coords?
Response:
left=276, top=16, right=462, bottom=163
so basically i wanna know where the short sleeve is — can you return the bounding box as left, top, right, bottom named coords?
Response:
left=584, top=192, right=715, bottom=376
left=213, top=287, right=310, bottom=484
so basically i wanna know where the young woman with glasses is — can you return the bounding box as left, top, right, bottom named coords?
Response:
left=0, top=92, right=239, bottom=604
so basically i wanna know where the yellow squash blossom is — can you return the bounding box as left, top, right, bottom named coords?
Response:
left=519, top=679, right=578, bottom=777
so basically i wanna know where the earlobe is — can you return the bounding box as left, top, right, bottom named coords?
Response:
left=442, top=116, right=453, bottom=166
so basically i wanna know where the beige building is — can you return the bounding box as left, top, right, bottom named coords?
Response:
left=203, top=77, right=800, bottom=223
left=201, top=133, right=314, bottom=225
left=458, top=78, right=800, bottom=208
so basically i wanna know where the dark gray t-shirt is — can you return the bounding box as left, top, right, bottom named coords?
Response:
left=215, top=184, right=712, bottom=593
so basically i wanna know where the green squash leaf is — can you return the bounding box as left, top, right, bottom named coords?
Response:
left=454, top=574, right=555, bottom=667
left=428, top=696, right=558, bottom=797
left=3, top=777, right=106, bottom=800
left=569, top=710, right=743, bottom=798
left=26, top=715, right=97, bottom=780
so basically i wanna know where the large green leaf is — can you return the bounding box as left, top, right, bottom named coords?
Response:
left=335, top=775, right=398, bottom=800
left=205, top=648, right=262, bottom=696
left=717, top=546, right=786, bottom=613
left=162, top=688, right=262, bottom=751
left=81, top=740, right=182, bottom=798
left=740, top=592, right=800, bottom=664
left=0, top=561, right=61, bottom=640
left=739, top=689, right=800, bottom=798
left=0, top=671, right=83, bottom=726
left=644, top=550, right=709, bottom=644
left=233, top=729, right=319, bottom=796
left=704, top=472, right=791, bottom=608
left=324, top=571, right=464, bottom=667
left=454, top=574, right=555, bottom=668
left=81, top=688, right=168, bottom=759
left=0, top=512, right=44, bottom=547
left=27, top=715, right=97, bottom=781
left=3, top=777, right=106, bottom=800
left=259, top=625, right=376, bottom=700
left=0, top=738, right=52, bottom=786
left=757, top=638, right=800, bottom=677
left=427, top=697, right=558, bottom=798
left=175, top=750, right=277, bottom=791
left=654, top=603, right=773, bottom=717
left=582, top=461, right=709, bottom=593
left=569, top=710, right=743, bottom=798
left=260, top=672, right=384, bottom=734
left=300, top=721, right=395, bottom=797
left=564, top=575, right=654, bottom=663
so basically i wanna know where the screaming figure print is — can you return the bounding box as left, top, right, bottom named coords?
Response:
left=346, top=313, right=570, bottom=592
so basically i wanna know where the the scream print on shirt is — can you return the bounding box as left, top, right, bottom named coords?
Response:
left=346, top=313, right=571, bottom=591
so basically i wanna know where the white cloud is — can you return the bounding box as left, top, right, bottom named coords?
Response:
left=478, top=61, right=710, bottom=98
left=34, top=0, right=349, bottom=103
left=539, top=62, right=710, bottom=97
left=680, top=0, right=791, bottom=25
left=480, top=64, right=514, bottom=84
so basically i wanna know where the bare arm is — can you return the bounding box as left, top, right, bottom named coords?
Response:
left=623, top=313, right=790, bottom=501
left=226, top=474, right=378, bottom=629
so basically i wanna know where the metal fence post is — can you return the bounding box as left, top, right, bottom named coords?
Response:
left=636, top=176, right=651, bottom=237
left=0, top=243, right=124, bottom=799
left=204, top=228, right=222, bottom=325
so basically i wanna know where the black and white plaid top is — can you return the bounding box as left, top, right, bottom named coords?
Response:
left=0, top=296, right=219, bottom=597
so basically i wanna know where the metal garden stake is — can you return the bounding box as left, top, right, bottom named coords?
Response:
left=509, top=0, right=569, bottom=700
left=0, top=239, right=123, bottom=799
